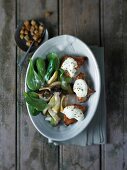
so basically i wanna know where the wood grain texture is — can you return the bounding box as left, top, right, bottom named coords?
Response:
left=0, top=0, right=16, bottom=170
left=0, top=0, right=125, bottom=169
left=123, top=0, right=127, bottom=169
left=16, top=0, right=59, bottom=170
left=100, top=0, right=124, bottom=169
left=59, top=0, right=101, bottom=169
left=59, top=0, right=100, bottom=45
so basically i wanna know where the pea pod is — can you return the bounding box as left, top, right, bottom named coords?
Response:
left=24, top=92, right=48, bottom=111
left=36, top=58, right=45, bottom=78
left=26, top=59, right=42, bottom=91
left=45, top=53, right=60, bottom=82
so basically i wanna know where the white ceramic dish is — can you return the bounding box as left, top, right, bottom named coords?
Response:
left=25, top=35, right=101, bottom=142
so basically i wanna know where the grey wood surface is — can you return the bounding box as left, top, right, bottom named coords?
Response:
left=0, top=0, right=127, bottom=170
left=0, top=1, right=16, bottom=170
left=101, top=0, right=126, bottom=169
left=59, top=1, right=101, bottom=169
left=123, top=1, right=127, bottom=169
left=16, top=0, right=59, bottom=170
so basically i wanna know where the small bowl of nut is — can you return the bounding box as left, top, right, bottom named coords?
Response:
left=15, top=20, right=48, bottom=52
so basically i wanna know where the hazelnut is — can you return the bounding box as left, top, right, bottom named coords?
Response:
left=24, top=20, right=30, bottom=27
left=31, top=20, right=36, bottom=26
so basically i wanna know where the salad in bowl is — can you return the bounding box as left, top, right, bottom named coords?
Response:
left=24, top=52, right=95, bottom=126
left=24, top=35, right=100, bottom=141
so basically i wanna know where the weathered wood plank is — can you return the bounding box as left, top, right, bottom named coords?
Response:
left=16, top=0, right=59, bottom=170
left=59, top=0, right=100, bottom=45
left=59, top=0, right=101, bottom=169
left=0, top=0, right=16, bottom=170
left=100, top=0, right=124, bottom=169
left=123, top=0, right=127, bottom=169
left=60, top=145, right=100, bottom=170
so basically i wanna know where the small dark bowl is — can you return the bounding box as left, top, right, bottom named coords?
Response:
left=15, top=20, right=46, bottom=53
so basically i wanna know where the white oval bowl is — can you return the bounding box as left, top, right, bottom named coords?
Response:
left=25, top=35, right=101, bottom=141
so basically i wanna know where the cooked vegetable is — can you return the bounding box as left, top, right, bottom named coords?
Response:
left=42, top=107, right=49, bottom=115
left=49, top=81, right=61, bottom=88
left=50, top=117, right=59, bottom=126
left=27, top=92, right=41, bottom=116
left=38, top=87, right=52, bottom=101
left=45, top=53, right=60, bottom=82
left=48, top=92, right=60, bottom=113
left=26, top=59, right=42, bottom=91
left=48, top=108, right=60, bottom=125
left=48, top=95, right=56, bottom=107
left=48, top=70, right=58, bottom=84
left=24, top=52, right=94, bottom=127
left=52, top=92, right=60, bottom=113
left=28, top=105, right=40, bottom=116
left=60, top=95, right=67, bottom=112
left=36, top=58, right=45, bottom=79
left=24, top=92, right=48, bottom=111
left=59, top=68, right=73, bottom=93
left=39, top=81, right=62, bottom=94
left=46, top=92, right=61, bottom=126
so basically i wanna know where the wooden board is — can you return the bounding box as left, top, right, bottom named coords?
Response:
left=100, top=0, right=125, bottom=169
left=0, top=1, right=16, bottom=170
left=123, top=0, right=127, bottom=169
left=0, top=0, right=127, bottom=169
left=59, top=0, right=101, bottom=169
left=16, top=0, right=59, bottom=169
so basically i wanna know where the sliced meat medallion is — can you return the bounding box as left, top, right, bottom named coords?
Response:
left=63, top=104, right=86, bottom=126
left=73, top=73, right=95, bottom=102
left=61, top=56, right=87, bottom=78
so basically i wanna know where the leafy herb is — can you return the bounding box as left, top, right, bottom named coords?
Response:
left=45, top=53, right=60, bottom=82
left=36, top=58, right=46, bottom=79
left=26, top=59, right=42, bottom=91
left=24, top=92, right=48, bottom=111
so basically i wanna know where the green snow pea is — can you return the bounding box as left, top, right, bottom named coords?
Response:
left=26, top=59, right=42, bottom=91
left=45, top=53, right=60, bottom=82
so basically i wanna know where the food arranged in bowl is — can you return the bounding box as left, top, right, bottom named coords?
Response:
left=24, top=52, right=95, bottom=126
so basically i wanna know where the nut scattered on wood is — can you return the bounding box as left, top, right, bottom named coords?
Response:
left=19, top=20, right=45, bottom=47
left=45, top=11, right=53, bottom=18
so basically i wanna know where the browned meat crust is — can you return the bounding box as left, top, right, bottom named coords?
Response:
left=64, top=104, right=86, bottom=126
left=61, top=56, right=87, bottom=77
left=75, top=73, right=95, bottom=102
